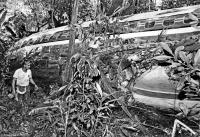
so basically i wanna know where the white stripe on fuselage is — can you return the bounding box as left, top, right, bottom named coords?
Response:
left=13, top=26, right=200, bottom=54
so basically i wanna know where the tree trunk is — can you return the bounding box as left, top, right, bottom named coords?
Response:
left=62, top=0, right=79, bottom=84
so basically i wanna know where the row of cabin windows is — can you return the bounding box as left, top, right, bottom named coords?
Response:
left=129, top=15, right=196, bottom=29
left=19, top=15, right=196, bottom=47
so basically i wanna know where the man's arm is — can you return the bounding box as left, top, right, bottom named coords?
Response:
left=29, top=70, right=38, bottom=90
left=30, top=78, right=39, bottom=90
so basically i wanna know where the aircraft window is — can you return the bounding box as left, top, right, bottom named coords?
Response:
left=145, top=21, right=155, bottom=28
left=129, top=22, right=137, bottom=28
left=194, top=8, right=200, bottom=14
left=27, top=39, right=34, bottom=46
left=163, top=19, right=174, bottom=26
left=184, top=15, right=194, bottom=24
left=58, top=30, right=70, bottom=40
left=43, top=34, right=52, bottom=43
left=51, top=31, right=63, bottom=41
left=39, top=34, right=51, bottom=43
left=39, top=35, right=47, bottom=43
left=21, top=40, right=28, bottom=48
left=34, top=37, right=43, bottom=44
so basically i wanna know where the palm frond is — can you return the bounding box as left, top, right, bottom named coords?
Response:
left=29, top=105, right=59, bottom=115
left=0, top=10, right=7, bottom=26
left=5, top=25, right=17, bottom=38
left=0, top=8, right=4, bottom=14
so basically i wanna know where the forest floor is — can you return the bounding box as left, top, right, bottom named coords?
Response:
left=0, top=90, right=198, bottom=137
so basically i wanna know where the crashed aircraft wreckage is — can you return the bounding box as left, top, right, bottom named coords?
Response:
left=7, top=5, right=200, bottom=111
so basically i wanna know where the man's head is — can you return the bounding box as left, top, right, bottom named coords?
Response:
left=22, top=59, right=31, bottom=70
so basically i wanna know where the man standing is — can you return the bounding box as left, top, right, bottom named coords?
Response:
left=12, top=59, right=38, bottom=105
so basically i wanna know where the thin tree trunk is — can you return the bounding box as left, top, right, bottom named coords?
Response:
left=149, top=0, right=151, bottom=11
left=63, top=0, right=79, bottom=84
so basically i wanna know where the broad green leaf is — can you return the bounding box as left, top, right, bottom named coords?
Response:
left=189, top=13, right=198, bottom=21
left=160, top=42, right=173, bottom=56
left=87, top=122, right=91, bottom=129
left=127, top=54, right=140, bottom=62
left=0, top=10, right=7, bottom=26
left=72, top=123, right=79, bottom=131
left=120, top=127, right=129, bottom=137
left=175, top=46, right=184, bottom=61
left=89, top=40, right=99, bottom=49
left=187, top=53, right=193, bottom=61
left=52, top=133, right=57, bottom=137
left=152, top=55, right=172, bottom=61
left=190, top=78, right=199, bottom=86
left=177, top=66, right=184, bottom=71
left=188, top=13, right=198, bottom=26
left=179, top=103, right=189, bottom=116
left=28, top=105, right=59, bottom=115
left=122, top=125, right=138, bottom=132
left=89, top=106, right=94, bottom=114
left=176, top=77, right=185, bottom=90
left=179, top=51, right=189, bottom=63
left=95, top=82, right=103, bottom=97
left=49, top=85, right=67, bottom=96
left=194, top=49, right=200, bottom=66
left=170, top=62, right=181, bottom=68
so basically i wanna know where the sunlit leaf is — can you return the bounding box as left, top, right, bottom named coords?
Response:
left=188, top=13, right=198, bottom=26
left=189, top=13, right=198, bottom=21
left=179, top=51, right=189, bottom=63
left=190, top=78, right=199, bottom=86
left=177, top=66, right=184, bottom=72
left=175, top=46, right=184, bottom=60
left=52, top=133, right=57, bottom=137
left=72, top=123, right=79, bottom=131
left=47, top=111, right=52, bottom=122
left=70, top=53, right=81, bottom=63
left=89, top=40, right=99, bottom=49
left=87, top=122, right=90, bottom=129
left=176, top=77, right=186, bottom=90
left=122, top=125, right=138, bottom=132
left=178, top=103, right=189, bottom=116
left=127, top=54, right=140, bottom=62
left=187, top=53, right=193, bottom=61
left=49, top=85, right=67, bottom=96
left=89, top=106, right=94, bottom=114
left=29, top=105, right=59, bottom=115
left=120, top=127, right=129, bottom=137
left=0, top=10, right=7, bottom=26
left=170, top=62, right=181, bottom=68
left=95, top=82, right=103, bottom=97
left=160, top=42, right=173, bottom=56
left=152, top=55, right=172, bottom=61
left=194, top=49, right=200, bottom=66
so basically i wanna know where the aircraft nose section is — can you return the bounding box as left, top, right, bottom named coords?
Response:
left=134, top=66, right=175, bottom=93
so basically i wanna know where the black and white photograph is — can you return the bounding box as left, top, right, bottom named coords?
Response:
left=1, top=0, right=200, bottom=136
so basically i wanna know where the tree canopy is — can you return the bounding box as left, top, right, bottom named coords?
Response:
left=2, top=0, right=200, bottom=40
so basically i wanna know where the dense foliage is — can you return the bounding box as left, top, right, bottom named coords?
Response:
left=1, top=0, right=200, bottom=137
left=162, top=0, right=200, bottom=9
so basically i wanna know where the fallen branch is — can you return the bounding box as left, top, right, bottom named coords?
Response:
left=171, top=119, right=197, bottom=137
left=99, top=66, right=152, bottom=136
